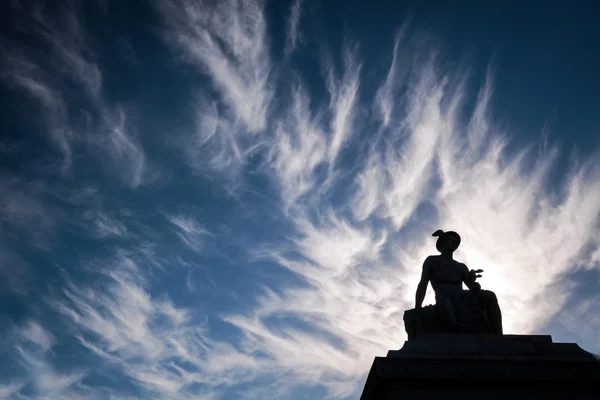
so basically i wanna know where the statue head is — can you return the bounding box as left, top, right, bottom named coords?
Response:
left=432, top=230, right=461, bottom=253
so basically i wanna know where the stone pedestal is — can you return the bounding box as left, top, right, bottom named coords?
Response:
left=360, top=334, right=600, bottom=399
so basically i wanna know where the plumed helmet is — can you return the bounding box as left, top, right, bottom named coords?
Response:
left=432, top=230, right=461, bottom=253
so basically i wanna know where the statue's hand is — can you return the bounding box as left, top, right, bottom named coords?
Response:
left=468, top=269, right=483, bottom=291
left=470, top=269, right=483, bottom=279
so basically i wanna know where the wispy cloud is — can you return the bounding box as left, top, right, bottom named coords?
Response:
left=432, top=81, right=600, bottom=333
left=0, top=381, right=25, bottom=399
left=21, top=321, right=55, bottom=352
left=556, top=292, right=600, bottom=351
left=0, top=51, right=72, bottom=167
left=2, top=1, right=599, bottom=399
left=268, top=83, right=328, bottom=209
left=1, top=1, right=149, bottom=186
left=353, top=48, right=446, bottom=228
left=13, top=320, right=86, bottom=399
left=83, top=209, right=129, bottom=238
left=158, top=0, right=272, bottom=133
left=285, top=0, right=304, bottom=55
left=227, top=212, right=395, bottom=396
left=156, top=0, right=276, bottom=190
left=181, top=6, right=599, bottom=396
left=0, top=175, right=57, bottom=256
left=325, top=46, right=362, bottom=168
left=96, top=107, right=149, bottom=188
left=165, top=212, right=212, bottom=253
left=183, top=98, right=245, bottom=179
left=0, top=250, right=31, bottom=296
left=53, top=256, right=259, bottom=399
left=373, top=25, right=411, bottom=129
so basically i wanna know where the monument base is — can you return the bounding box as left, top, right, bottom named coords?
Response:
left=360, top=334, right=600, bottom=399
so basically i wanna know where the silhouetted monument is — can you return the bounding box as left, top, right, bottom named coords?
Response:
left=407, top=230, right=503, bottom=338
left=360, top=230, right=600, bottom=399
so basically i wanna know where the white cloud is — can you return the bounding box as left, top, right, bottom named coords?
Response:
left=1, top=2, right=150, bottom=187
left=183, top=98, right=246, bottom=178
left=325, top=47, right=362, bottom=168
left=98, top=107, right=149, bottom=188
left=60, top=264, right=169, bottom=362
left=14, top=321, right=85, bottom=399
left=152, top=2, right=600, bottom=397
left=0, top=177, right=54, bottom=297
left=0, top=381, right=25, bottom=398
left=557, top=293, right=600, bottom=351
left=373, top=28, right=410, bottom=128
left=84, top=209, right=129, bottom=238
left=350, top=152, right=385, bottom=222
left=291, top=211, right=387, bottom=279
left=0, top=176, right=56, bottom=252
left=2, top=1, right=599, bottom=399
left=0, top=52, right=72, bottom=168
left=158, top=0, right=272, bottom=133
left=157, top=0, right=277, bottom=188
left=432, top=78, right=600, bottom=333
left=356, top=52, right=445, bottom=228
left=164, top=212, right=211, bottom=253
left=52, top=256, right=258, bottom=398
left=21, top=321, right=55, bottom=353
left=15, top=0, right=103, bottom=100
left=268, top=84, right=328, bottom=209
left=0, top=250, right=31, bottom=296
left=285, top=0, right=304, bottom=55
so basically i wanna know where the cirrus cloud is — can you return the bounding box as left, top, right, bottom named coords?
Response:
left=0, top=1, right=599, bottom=399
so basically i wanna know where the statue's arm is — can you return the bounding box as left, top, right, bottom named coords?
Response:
left=415, top=257, right=432, bottom=308
left=463, top=264, right=482, bottom=290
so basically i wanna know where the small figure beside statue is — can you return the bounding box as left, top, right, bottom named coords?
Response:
left=405, top=230, right=503, bottom=339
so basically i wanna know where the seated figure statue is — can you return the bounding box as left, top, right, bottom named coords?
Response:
left=408, top=230, right=503, bottom=337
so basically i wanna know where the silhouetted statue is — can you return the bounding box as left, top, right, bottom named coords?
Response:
left=408, top=230, right=503, bottom=336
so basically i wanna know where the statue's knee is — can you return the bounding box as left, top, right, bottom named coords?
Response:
left=480, top=290, right=498, bottom=304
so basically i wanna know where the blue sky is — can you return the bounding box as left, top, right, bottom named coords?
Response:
left=1, top=0, right=600, bottom=398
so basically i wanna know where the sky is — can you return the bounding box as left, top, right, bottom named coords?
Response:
left=1, top=0, right=600, bottom=399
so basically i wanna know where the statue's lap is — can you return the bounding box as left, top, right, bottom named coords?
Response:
left=405, top=289, right=495, bottom=338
